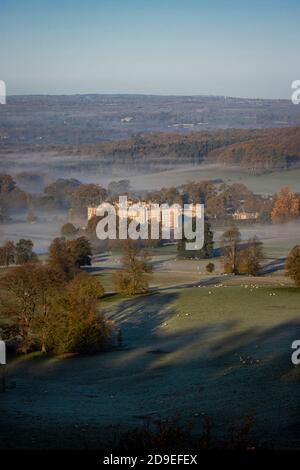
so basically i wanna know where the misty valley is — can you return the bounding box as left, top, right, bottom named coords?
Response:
left=1, top=94, right=300, bottom=455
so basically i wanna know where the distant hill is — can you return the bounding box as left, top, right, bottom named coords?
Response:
left=1, top=94, right=300, bottom=146
left=207, top=127, right=300, bottom=170
left=50, top=126, right=300, bottom=171
left=1, top=93, right=300, bottom=173
left=1, top=127, right=300, bottom=175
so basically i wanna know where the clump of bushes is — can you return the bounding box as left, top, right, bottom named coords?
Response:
left=113, top=414, right=259, bottom=453
left=206, top=262, right=215, bottom=273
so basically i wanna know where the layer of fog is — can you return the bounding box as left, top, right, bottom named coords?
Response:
left=214, top=220, right=300, bottom=244
left=0, top=211, right=67, bottom=254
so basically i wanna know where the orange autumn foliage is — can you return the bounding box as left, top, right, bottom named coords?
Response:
left=271, top=187, right=300, bottom=224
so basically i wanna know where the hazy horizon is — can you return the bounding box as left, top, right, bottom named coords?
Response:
left=5, top=92, right=294, bottom=101
left=2, top=0, right=300, bottom=99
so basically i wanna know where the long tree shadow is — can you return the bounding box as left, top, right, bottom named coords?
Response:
left=153, top=274, right=235, bottom=292
left=105, top=292, right=180, bottom=347
left=260, top=257, right=286, bottom=274
left=2, top=287, right=300, bottom=450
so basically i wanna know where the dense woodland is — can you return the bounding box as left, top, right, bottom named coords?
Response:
left=2, top=127, right=300, bottom=174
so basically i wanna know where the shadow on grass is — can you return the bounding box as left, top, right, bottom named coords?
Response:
left=1, top=287, right=300, bottom=450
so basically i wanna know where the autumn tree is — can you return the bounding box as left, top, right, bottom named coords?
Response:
left=114, top=240, right=152, bottom=295
left=150, top=187, right=183, bottom=205
left=16, top=239, right=37, bottom=264
left=0, top=174, right=16, bottom=193
left=0, top=264, right=40, bottom=352
left=0, top=241, right=16, bottom=266
left=47, top=237, right=73, bottom=280
left=271, top=187, right=300, bottom=224
left=0, top=264, right=108, bottom=355
left=182, top=181, right=216, bottom=204
left=285, top=245, right=300, bottom=287
left=42, top=272, right=109, bottom=355
left=44, top=178, right=81, bottom=208
left=205, top=195, right=226, bottom=219
left=68, top=236, right=92, bottom=268
left=206, top=262, right=215, bottom=273
left=108, top=179, right=131, bottom=197
left=32, top=265, right=65, bottom=353
left=47, top=236, right=92, bottom=280
left=222, top=184, right=253, bottom=211
left=71, top=184, right=107, bottom=217
left=221, top=225, right=241, bottom=274
left=238, top=237, right=264, bottom=276
left=0, top=174, right=28, bottom=211
left=86, top=214, right=104, bottom=242
left=61, top=222, right=78, bottom=238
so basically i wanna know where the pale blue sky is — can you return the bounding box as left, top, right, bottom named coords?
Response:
left=1, top=0, right=300, bottom=97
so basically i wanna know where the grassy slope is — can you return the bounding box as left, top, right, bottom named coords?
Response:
left=1, top=283, right=300, bottom=449
left=1, top=226, right=300, bottom=449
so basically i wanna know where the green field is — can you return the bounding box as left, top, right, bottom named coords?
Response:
left=1, top=282, right=300, bottom=449
left=129, top=165, right=300, bottom=194
left=1, top=222, right=300, bottom=449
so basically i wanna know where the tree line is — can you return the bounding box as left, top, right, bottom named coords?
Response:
left=35, top=126, right=300, bottom=171
left=1, top=169, right=300, bottom=227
